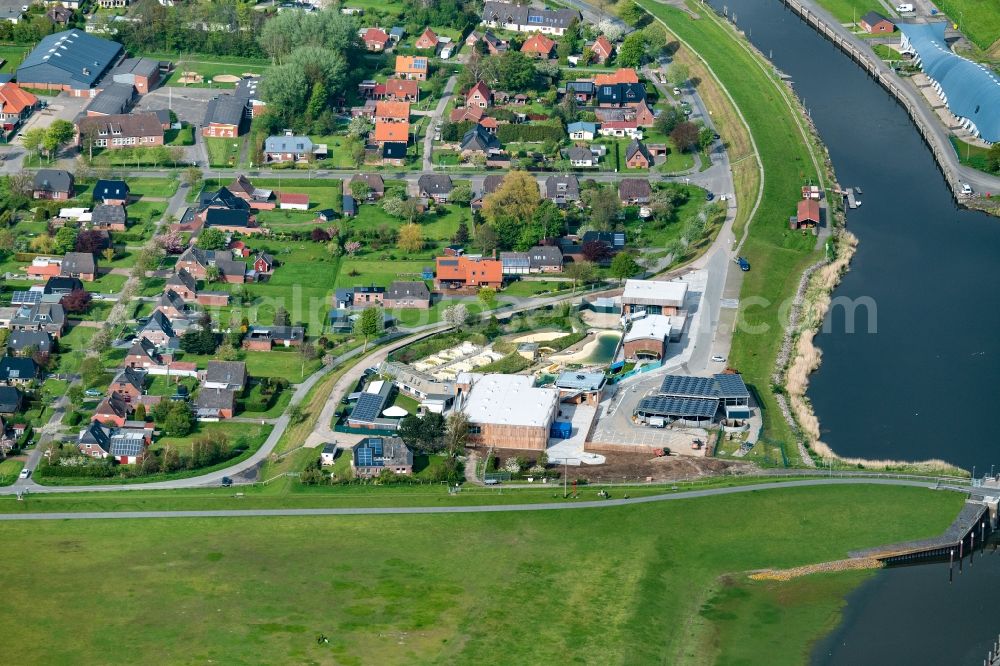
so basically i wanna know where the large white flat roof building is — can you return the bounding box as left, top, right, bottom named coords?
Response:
left=461, top=374, right=559, bottom=429
left=622, top=279, right=688, bottom=309
left=623, top=314, right=672, bottom=343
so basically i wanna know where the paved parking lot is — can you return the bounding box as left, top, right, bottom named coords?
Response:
left=17, top=94, right=90, bottom=136
left=135, top=87, right=217, bottom=126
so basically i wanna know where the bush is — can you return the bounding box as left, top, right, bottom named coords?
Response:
left=497, top=123, right=565, bottom=144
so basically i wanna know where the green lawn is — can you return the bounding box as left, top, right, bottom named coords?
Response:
left=350, top=203, right=469, bottom=247
left=0, top=44, right=29, bottom=74
left=87, top=273, right=127, bottom=294
left=334, top=258, right=430, bottom=289
left=175, top=349, right=323, bottom=382
left=0, top=459, right=23, bottom=486
left=951, top=136, right=997, bottom=174
left=932, top=0, right=1000, bottom=50
left=205, top=137, right=242, bottom=168
left=129, top=177, right=180, bottom=199
left=165, top=125, right=195, bottom=146
left=0, top=485, right=962, bottom=663
left=638, top=0, right=824, bottom=455
left=159, top=55, right=268, bottom=89
left=812, top=0, right=883, bottom=24
left=153, top=421, right=271, bottom=454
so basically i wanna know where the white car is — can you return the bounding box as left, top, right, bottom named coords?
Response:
left=711, top=355, right=726, bottom=363
left=672, top=87, right=681, bottom=95
left=18, top=468, right=29, bottom=479
left=895, top=3, right=913, bottom=11
left=960, top=183, right=973, bottom=195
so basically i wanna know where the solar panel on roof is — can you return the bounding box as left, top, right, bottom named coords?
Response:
left=637, top=396, right=718, bottom=418
left=658, top=375, right=718, bottom=398
left=350, top=392, right=388, bottom=423
left=11, top=291, right=41, bottom=305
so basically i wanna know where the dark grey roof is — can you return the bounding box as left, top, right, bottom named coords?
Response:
left=566, top=80, right=594, bottom=94
left=581, top=231, right=625, bottom=250
left=167, top=269, right=196, bottom=293
left=0, top=357, right=39, bottom=381
left=618, top=178, right=652, bottom=201
left=148, top=108, right=171, bottom=126
left=158, top=289, right=186, bottom=312
left=6, top=330, right=52, bottom=353
left=201, top=187, right=250, bottom=211
left=482, top=174, right=504, bottom=195
left=11, top=303, right=65, bottom=329
left=205, top=208, right=250, bottom=228
left=141, top=310, right=176, bottom=339
left=204, top=94, right=245, bottom=127
left=233, top=77, right=262, bottom=102
left=33, top=169, right=73, bottom=194
left=567, top=146, right=593, bottom=161
left=85, top=83, right=135, bottom=115
left=126, top=337, right=159, bottom=362
left=17, top=30, right=123, bottom=88
left=596, top=82, right=646, bottom=106
left=635, top=396, right=719, bottom=419
left=385, top=281, right=430, bottom=300
left=62, top=251, right=96, bottom=275
left=92, top=203, right=126, bottom=226
left=418, top=174, right=453, bottom=195
left=555, top=371, right=606, bottom=391
left=112, top=366, right=146, bottom=392
left=0, top=385, right=21, bottom=413
left=205, top=360, right=247, bottom=388
left=861, top=10, right=890, bottom=25
left=245, top=325, right=304, bottom=343
left=382, top=141, right=407, bottom=159
left=625, top=139, right=652, bottom=163
left=351, top=173, right=384, bottom=192
left=658, top=375, right=718, bottom=398
left=460, top=124, right=500, bottom=152
left=93, top=179, right=129, bottom=201
left=528, top=245, right=562, bottom=268
left=110, top=57, right=159, bottom=80
left=78, top=421, right=111, bottom=449
left=352, top=436, right=412, bottom=469
left=194, top=387, right=236, bottom=411
left=43, top=276, right=82, bottom=294
left=545, top=174, right=579, bottom=201
left=482, top=1, right=580, bottom=29
left=342, top=195, right=356, bottom=214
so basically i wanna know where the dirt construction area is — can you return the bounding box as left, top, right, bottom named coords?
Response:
left=484, top=448, right=754, bottom=484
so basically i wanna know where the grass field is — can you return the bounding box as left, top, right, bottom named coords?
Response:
left=0, top=485, right=962, bottom=663
left=933, top=0, right=1000, bottom=50
left=0, top=44, right=28, bottom=74
left=334, top=258, right=430, bottom=289
left=128, top=177, right=180, bottom=199
left=205, top=137, right=242, bottom=167
left=638, top=0, right=824, bottom=456
left=813, top=0, right=883, bottom=24
left=153, top=421, right=270, bottom=454
left=951, top=136, right=997, bottom=174
left=0, top=459, right=23, bottom=486
left=159, top=54, right=269, bottom=89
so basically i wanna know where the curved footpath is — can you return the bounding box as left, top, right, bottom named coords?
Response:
left=0, top=477, right=968, bottom=520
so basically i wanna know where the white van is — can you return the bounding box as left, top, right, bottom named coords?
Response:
left=960, top=183, right=973, bottom=195
left=895, top=3, right=914, bottom=12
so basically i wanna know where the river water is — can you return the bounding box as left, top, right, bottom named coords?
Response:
left=693, top=0, right=1000, bottom=660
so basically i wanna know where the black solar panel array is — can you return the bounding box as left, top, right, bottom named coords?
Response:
left=636, top=396, right=719, bottom=419
left=658, top=375, right=718, bottom=398
left=350, top=392, right=388, bottom=423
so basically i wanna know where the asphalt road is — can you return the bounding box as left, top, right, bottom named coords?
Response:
left=0, top=477, right=960, bottom=520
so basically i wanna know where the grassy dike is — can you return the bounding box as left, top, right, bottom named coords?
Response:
left=0, top=485, right=962, bottom=664
left=636, top=0, right=827, bottom=460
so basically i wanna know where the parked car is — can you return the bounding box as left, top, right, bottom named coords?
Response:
left=84, top=388, right=102, bottom=397
left=961, top=183, right=973, bottom=195
left=711, top=355, right=726, bottom=363
left=672, top=87, right=681, bottom=95
left=895, top=3, right=913, bottom=11
left=18, top=468, right=30, bottom=479
left=737, top=257, right=750, bottom=271
left=221, top=476, right=233, bottom=488
left=705, top=191, right=715, bottom=201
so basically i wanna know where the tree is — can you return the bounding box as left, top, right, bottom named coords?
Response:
left=204, top=265, right=221, bottom=283
left=442, top=303, right=469, bottom=328
left=475, top=222, right=498, bottom=255
left=654, top=105, right=685, bottom=136
left=76, top=230, right=107, bottom=254
left=344, top=240, right=361, bottom=257
left=43, top=119, right=75, bottom=160
left=311, top=226, right=330, bottom=242
left=133, top=403, right=147, bottom=422
left=698, top=126, right=715, bottom=152
left=617, top=32, right=646, bottom=68
left=53, top=226, right=78, bottom=254
left=650, top=188, right=678, bottom=223
left=452, top=217, right=470, bottom=245
left=102, top=247, right=116, bottom=263
left=355, top=306, right=380, bottom=351
left=180, top=326, right=218, bottom=355
left=670, top=121, right=700, bottom=152
left=668, top=62, right=690, bottom=88
left=478, top=286, right=497, bottom=310
left=350, top=178, right=371, bottom=201
left=565, top=260, right=597, bottom=290
left=444, top=411, right=469, bottom=456
left=397, top=223, right=424, bottom=253
left=182, top=166, right=203, bottom=190
left=597, top=18, right=625, bottom=42
left=399, top=412, right=445, bottom=452
left=22, top=127, right=45, bottom=162
left=482, top=171, right=541, bottom=248
left=273, top=306, right=290, bottom=327
left=449, top=182, right=472, bottom=206
left=80, top=356, right=104, bottom=387
left=155, top=231, right=185, bottom=254
left=29, top=233, right=54, bottom=254
left=531, top=200, right=565, bottom=241
left=217, top=342, right=238, bottom=361
left=610, top=252, right=641, bottom=283
left=196, top=227, right=227, bottom=250
left=586, top=186, right=621, bottom=231
left=162, top=402, right=194, bottom=437
left=347, top=116, right=372, bottom=140
left=582, top=240, right=612, bottom=263
left=61, top=289, right=92, bottom=314
left=494, top=51, right=537, bottom=90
